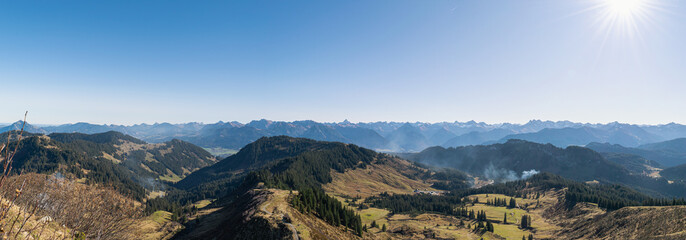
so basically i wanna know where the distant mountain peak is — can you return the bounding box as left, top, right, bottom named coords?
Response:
left=247, top=119, right=274, bottom=129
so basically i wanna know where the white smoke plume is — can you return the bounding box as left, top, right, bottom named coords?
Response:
left=483, top=164, right=541, bottom=182
left=521, top=169, right=540, bottom=179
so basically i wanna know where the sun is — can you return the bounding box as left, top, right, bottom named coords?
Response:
left=591, top=0, right=660, bottom=38
left=603, top=0, right=647, bottom=17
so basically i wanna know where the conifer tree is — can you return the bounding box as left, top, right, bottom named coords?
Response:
left=520, top=215, right=529, bottom=229
left=486, top=221, right=494, bottom=232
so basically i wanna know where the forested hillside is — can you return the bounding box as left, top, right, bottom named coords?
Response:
left=407, top=139, right=686, bottom=198
left=7, top=131, right=216, bottom=199
left=10, top=135, right=147, bottom=199
left=661, top=163, right=686, bottom=182
left=587, top=142, right=686, bottom=167
left=157, top=136, right=474, bottom=239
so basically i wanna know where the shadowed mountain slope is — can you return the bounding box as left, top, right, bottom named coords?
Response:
left=406, top=140, right=686, bottom=198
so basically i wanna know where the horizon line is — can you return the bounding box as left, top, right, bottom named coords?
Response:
left=2, top=119, right=685, bottom=128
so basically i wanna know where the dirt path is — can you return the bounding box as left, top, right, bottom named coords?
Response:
left=284, top=222, right=299, bottom=240
left=259, top=191, right=299, bottom=240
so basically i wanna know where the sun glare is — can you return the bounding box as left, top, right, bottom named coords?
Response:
left=604, top=0, right=647, bottom=17
left=591, top=0, right=660, bottom=39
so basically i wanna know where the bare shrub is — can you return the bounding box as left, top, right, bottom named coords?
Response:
left=0, top=113, right=142, bottom=239
left=2, top=173, right=142, bottom=240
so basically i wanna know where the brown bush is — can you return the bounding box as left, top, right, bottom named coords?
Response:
left=0, top=113, right=142, bottom=239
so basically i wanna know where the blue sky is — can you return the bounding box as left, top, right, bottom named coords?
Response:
left=1, top=0, right=685, bottom=125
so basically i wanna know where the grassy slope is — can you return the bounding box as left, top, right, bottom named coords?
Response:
left=323, top=162, right=434, bottom=198
left=320, top=158, right=548, bottom=239
left=559, top=205, right=686, bottom=239
left=332, top=188, right=609, bottom=239
left=135, top=211, right=184, bottom=240
left=352, top=193, right=543, bottom=240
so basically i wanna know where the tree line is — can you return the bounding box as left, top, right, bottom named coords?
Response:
left=291, top=188, right=363, bottom=236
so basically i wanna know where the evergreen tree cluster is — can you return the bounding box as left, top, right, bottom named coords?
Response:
left=566, top=186, right=686, bottom=210
left=520, top=215, right=531, bottom=229
left=426, top=168, right=472, bottom=191
left=509, top=197, right=517, bottom=208
left=366, top=192, right=463, bottom=215
left=476, top=210, right=487, bottom=221
left=291, top=188, right=363, bottom=236
left=485, top=197, right=515, bottom=208
left=474, top=219, right=494, bottom=233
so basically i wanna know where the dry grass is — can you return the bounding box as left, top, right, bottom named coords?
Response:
left=101, top=152, right=122, bottom=164
left=147, top=190, right=166, bottom=199
left=323, top=163, right=433, bottom=198
left=359, top=208, right=390, bottom=227
left=382, top=213, right=480, bottom=239
left=158, top=169, right=183, bottom=183
left=134, top=211, right=183, bottom=240
left=558, top=205, right=686, bottom=239
left=0, top=196, right=72, bottom=240
left=193, top=199, right=213, bottom=209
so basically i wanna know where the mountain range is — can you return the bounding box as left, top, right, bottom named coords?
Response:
left=159, top=136, right=686, bottom=239
left=4, top=119, right=686, bottom=153
left=5, top=129, right=686, bottom=239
